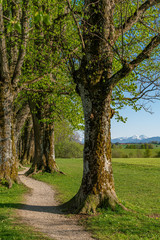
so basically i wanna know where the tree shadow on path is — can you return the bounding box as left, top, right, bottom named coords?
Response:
left=0, top=203, right=66, bottom=215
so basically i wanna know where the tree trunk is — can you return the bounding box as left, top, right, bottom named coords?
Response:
left=26, top=99, right=58, bottom=175
left=65, top=84, right=119, bottom=213
left=43, top=123, right=58, bottom=173
left=17, top=116, right=34, bottom=165
left=0, top=84, right=18, bottom=187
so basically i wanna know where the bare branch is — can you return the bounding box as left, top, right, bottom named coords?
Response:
left=3, top=15, right=10, bottom=21
left=12, top=0, right=29, bottom=85
left=139, top=19, right=160, bottom=34
left=66, top=0, right=85, bottom=49
left=23, top=75, right=47, bottom=86
left=108, top=34, right=160, bottom=87
left=22, top=86, right=71, bottom=95
left=22, top=88, right=53, bottom=93
left=115, top=0, right=160, bottom=39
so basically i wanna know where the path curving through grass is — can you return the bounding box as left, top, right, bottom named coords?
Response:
left=17, top=169, right=94, bottom=240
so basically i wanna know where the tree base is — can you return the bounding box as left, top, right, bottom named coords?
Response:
left=62, top=190, right=128, bottom=214
left=0, top=175, right=21, bottom=188
left=0, top=161, right=18, bottom=188
left=25, top=165, right=65, bottom=177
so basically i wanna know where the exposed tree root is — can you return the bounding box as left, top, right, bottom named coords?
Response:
left=25, top=167, right=65, bottom=177
left=0, top=176, right=21, bottom=188
left=62, top=191, right=129, bottom=214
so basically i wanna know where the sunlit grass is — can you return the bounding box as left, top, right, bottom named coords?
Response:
left=34, top=157, right=160, bottom=240
left=0, top=183, right=51, bottom=240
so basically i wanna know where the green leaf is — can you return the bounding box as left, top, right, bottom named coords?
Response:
left=15, top=22, right=21, bottom=33
left=34, top=12, right=43, bottom=23
left=7, top=23, right=12, bottom=33
left=43, top=14, right=51, bottom=26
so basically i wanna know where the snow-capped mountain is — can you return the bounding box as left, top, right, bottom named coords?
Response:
left=111, top=135, right=160, bottom=144
left=77, top=134, right=160, bottom=144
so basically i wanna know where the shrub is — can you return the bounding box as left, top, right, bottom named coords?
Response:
left=144, top=148, right=151, bottom=158
left=112, top=149, right=123, bottom=158
left=55, top=140, right=83, bottom=158
left=155, top=151, right=160, bottom=158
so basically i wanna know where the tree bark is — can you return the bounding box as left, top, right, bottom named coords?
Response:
left=65, top=83, right=119, bottom=213
left=0, top=0, right=29, bottom=186
left=0, top=84, right=18, bottom=187
left=17, top=116, right=34, bottom=165
left=43, top=123, right=58, bottom=173
left=26, top=99, right=58, bottom=175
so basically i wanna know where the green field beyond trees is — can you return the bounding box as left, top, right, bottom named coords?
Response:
left=32, top=158, right=160, bottom=240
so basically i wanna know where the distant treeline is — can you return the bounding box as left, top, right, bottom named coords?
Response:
left=55, top=142, right=160, bottom=158
left=111, top=143, right=160, bottom=158
left=112, top=142, right=160, bottom=149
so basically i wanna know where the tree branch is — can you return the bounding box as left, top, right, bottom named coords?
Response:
left=108, top=34, right=160, bottom=87
left=0, top=2, right=9, bottom=80
left=66, top=0, right=85, bottom=49
left=3, top=15, right=10, bottom=21
left=115, top=0, right=160, bottom=39
left=139, top=19, right=160, bottom=34
left=12, top=0, right=29, bottom=85
left=22, top=87, right=71, bottom=95
left=23, top=75, right=47, bottom=86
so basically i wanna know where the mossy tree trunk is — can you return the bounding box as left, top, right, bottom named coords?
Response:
left=0, top=0, right=29, bottom=186
left=66, top=0, right=118, bottom=213
left=43, top=123, right=58, bottom=173
left=17, top=116, right=34, bottom=165
left=66, top=84, right=119, bottom=213
left=26, top=99, right=58, bottom=175
left=0, top=84, right=18, bottom=187
left=67, top=0, right=160, bottom=213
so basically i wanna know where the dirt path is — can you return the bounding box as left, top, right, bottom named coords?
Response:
left=17, top=169, right=95, bottom=240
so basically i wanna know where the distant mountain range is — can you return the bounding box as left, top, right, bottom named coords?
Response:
left=78, top=135, right=160, bottom=144
left=111, top=135, right=160, bottom=144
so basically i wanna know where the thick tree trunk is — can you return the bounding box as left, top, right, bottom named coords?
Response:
left=0, top=84, right=18, bottom=187
left=65, top=84, right=119, bottom=213
left=0, top=0, right=29, bottom=187
left=17, top=116, right=34, bottom=165
left=66, top=0, right=119, bottom=213
left=26, top=99, right=58, bottom=175
left=43, top=123, right=58, bottom=173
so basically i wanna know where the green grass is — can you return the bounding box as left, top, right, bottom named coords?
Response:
left=33, top=158, right=160, bottom=240
left=0, top=183, right=51, bottom=240
left=33, top=158, right=83, bottom=203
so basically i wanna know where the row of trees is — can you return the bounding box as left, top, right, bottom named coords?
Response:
left=0, top=0, right=160, bottom=213
left=120, top=143, right=155, bottom=149
left=112, top=148, right=160, bottom=158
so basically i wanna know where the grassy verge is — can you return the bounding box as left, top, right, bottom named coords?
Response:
left=33, top=158, right=160, bottom=240
left=0, top=182, right=51, bottom=240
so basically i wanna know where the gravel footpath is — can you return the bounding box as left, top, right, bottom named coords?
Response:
left=17, top=169, right=95, bottom=240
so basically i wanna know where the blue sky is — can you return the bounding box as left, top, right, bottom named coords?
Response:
left=111, top=100, right=160, bottom=139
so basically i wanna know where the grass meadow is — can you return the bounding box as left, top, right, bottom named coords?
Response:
left=0, top=158, right=160, bottom=239
left=34, top=158, right=160, bottom=240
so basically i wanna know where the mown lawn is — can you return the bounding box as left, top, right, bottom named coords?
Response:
left=0, top=182, right=51, bottom=240
left=33, top=158, right=160, bottom=240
